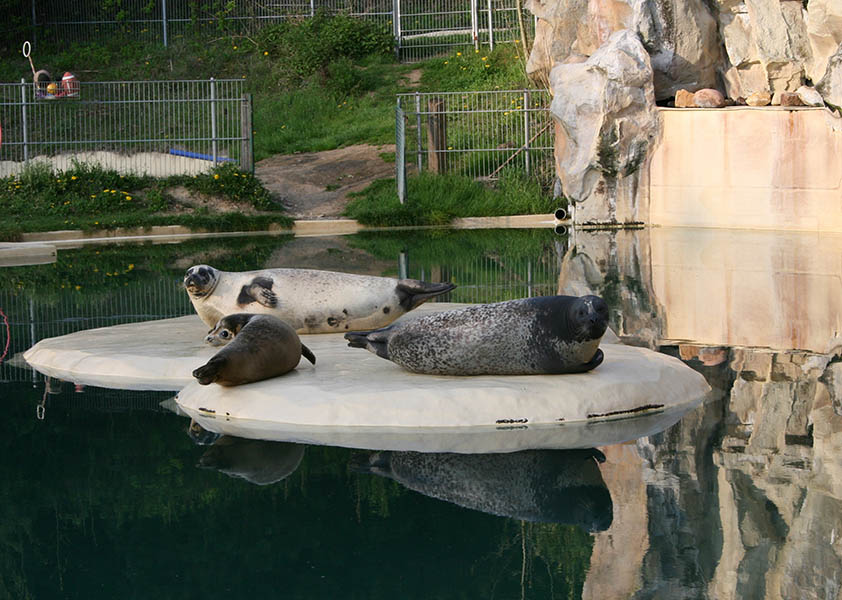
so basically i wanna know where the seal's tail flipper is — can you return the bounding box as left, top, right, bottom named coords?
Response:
left=344, top=329, right=391, bottom=360
left=396, top=280, right=456, bottom=310
left=193, top=356, right=225, bottom=385
left=344, top=331, right=371, bottom=348
left=301, top=343, right=316, bottom=365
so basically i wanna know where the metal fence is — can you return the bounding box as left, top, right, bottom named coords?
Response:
left=397, top=89, right=555, bottom=185
left=26, top=0, right=532, bottom=62
left=0, top=78, right=252, bottom=177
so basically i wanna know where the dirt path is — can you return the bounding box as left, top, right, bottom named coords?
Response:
left=255, top=144, right=397, bottom=219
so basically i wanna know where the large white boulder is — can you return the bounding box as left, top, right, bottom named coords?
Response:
left=549, top=30, right=658, bottom=223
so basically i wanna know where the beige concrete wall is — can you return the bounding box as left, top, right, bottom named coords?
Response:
left=648, top=107, right=842, bottom=232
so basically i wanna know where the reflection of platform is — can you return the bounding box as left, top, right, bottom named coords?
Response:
left=24, top=303, right=710, bottom=432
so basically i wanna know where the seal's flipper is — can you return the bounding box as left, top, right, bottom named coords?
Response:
left=301, top=344, right=316, bottom=365
left=344, top=329, right=391, bottom=360
left=237, top=277, right=277, bottom=308
left=193, top=356, right=226, bottom=385
left=396, top=280, right=456, bottom=310
left=564, top=348, right=604, bottom=374
left=344, top=331, right=371, bottom=349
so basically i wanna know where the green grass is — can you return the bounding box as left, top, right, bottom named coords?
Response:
left=0, top=162, right=292, bottom=241
left=343, top=171, right=556, bottom=227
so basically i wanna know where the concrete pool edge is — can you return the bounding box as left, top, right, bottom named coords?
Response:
left=9, top=214, right=559, bottom=247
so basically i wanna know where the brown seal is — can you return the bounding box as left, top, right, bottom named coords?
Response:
left=192, top=313, right=316, bottom=386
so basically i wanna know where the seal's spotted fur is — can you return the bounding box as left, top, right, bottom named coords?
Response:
left=345, top=295, right=609, bottom=376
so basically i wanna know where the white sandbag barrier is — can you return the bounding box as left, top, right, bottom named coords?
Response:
left=23, top=303, right=710, bottom=452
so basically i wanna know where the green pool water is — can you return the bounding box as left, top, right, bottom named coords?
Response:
left=1, top=226, right=840, bottom=599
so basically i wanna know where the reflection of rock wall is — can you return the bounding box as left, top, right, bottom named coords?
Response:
left=638, top=348, right=842, bottom=598
left=710, top=349, right=842, bottom=598
left=558, top=228, right=665, bottom=348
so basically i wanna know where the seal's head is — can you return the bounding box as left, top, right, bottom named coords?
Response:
left=568, top=295, right=609, bottom=341
left=205, top=313, right=253, bottom=346
left=184, top=265, right=220, bottom=298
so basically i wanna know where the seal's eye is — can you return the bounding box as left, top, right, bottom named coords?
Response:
left=220, top=330, right=229, bottom=338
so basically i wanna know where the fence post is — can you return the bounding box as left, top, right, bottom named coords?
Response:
left=210, top=77, right=218, bottom=166
left=470, top=0, right=478, bottom=51
left=393, top=0, right=401, bottom=60
left=426, top=97, right=447, bottom=174
left=30, top=0, right=37, bottom=51
left=241, top=93, right=254, bottom=173
left=310, top=0, right=315, bottom=17
left=162, top=0, right=168, bottom=47
left=487, top=0, right=494, bottom=52
left=523, top=90, right=530, bottom=175
left=399, top=251, right=408, bottom=279
left=20, top=79, right=29, bottom=163
left=414, top=92, right=422, bottom=173
left=396, top=101, right=406, bottom=204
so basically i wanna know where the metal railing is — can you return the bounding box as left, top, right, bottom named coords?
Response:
left=397, top=89, right=555, bottom=184
left=27, top=0, right=532, bottom=62
left=0, top=78, right=252, bottom=177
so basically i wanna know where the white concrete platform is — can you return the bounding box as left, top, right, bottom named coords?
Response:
left=179, top=401, right=703, bottom=454
left=24, top=303, right=710, bottom=435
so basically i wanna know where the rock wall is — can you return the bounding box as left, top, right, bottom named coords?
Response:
left=528, top=0, right=842, bottom=223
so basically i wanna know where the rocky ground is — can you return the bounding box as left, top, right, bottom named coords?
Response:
left=254, top=143, right=397, bottom=219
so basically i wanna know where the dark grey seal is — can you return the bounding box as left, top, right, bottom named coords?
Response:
left=351, top=448, right=612, bottom=530
left=344, top=295, right=609, bottom=375
left=193, top=313, right=316, bottom=386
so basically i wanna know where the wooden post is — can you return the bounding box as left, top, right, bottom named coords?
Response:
left=426, top=97, right=447, bottom=174
left=240, top=93, right=254, bottom=173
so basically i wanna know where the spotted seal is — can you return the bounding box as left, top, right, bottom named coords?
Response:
left=183, top=264, right=456, bottom=334
left=344, top=295, right=609, bottom=375
left=192, top=313, right=316, bottom=386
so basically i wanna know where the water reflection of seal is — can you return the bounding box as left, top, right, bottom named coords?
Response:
left=183, top=264, right=456, bottom=334
left=198, top=436, right=305, bottom=485
left=352, top=448, right=612, bottom=529
left=192, top=314, right=316, bottom=386
left=345, top=295, right=610, bottom=375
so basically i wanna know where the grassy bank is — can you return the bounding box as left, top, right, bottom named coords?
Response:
left=0, top=162, right=292, bottom=241
left=344, top=172, right=556, bottom=227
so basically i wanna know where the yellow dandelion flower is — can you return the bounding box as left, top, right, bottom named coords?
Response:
left=475, top=49, right=479, bottom=53
left=94, top=221, right=99, bottom=225
left=90, top=194, right=96, bottom=198
left=128, top=264, right=135, bottom=270
left=71, top=175, right=77, bottom=180
left=484, top=64, right=490, bottom=68
left=481, top=57, right=487, bottom=61
left=214, top=174, right=220, bottom=180
left=233, top=45, right=238, bottom=50
left=75, top=285, right=81, bottom=291
left=263, top=51, right=268, bottom=56
left=444, top=61, right=449, bottom=64
left=126, top=196, right=132, bottom=201
left=456, top=52, right=462, bottom=56
left=515, top=39, right=520, bottom=44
